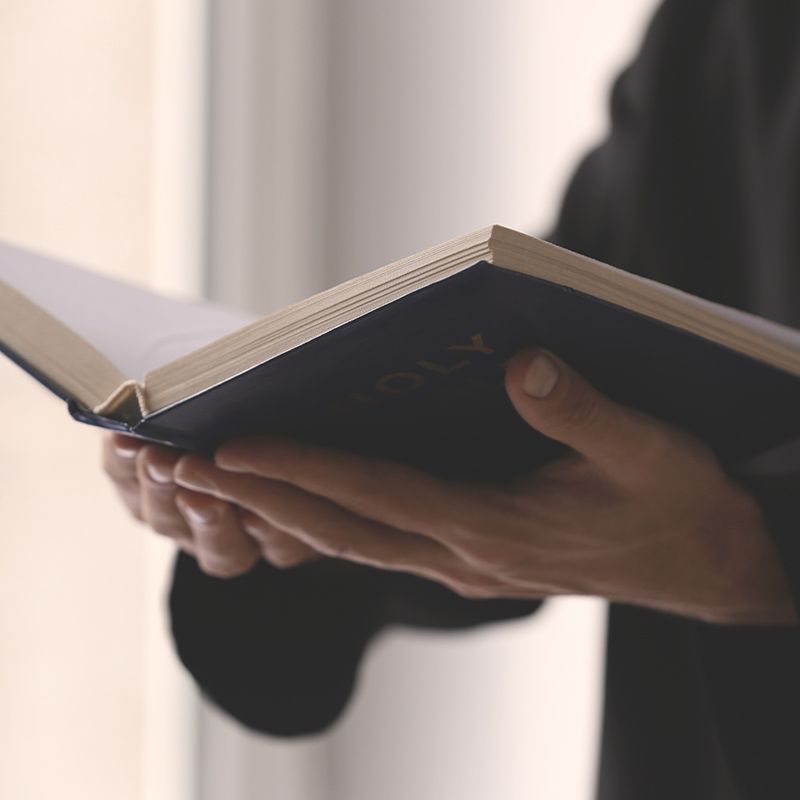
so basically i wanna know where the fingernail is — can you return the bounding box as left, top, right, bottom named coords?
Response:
left=114, top=440, right=141, bottom=459
left=146, top=461, right=173, bottom=484
left=523, top=353, right=559, bottom=398
left=181, top=502, right=219, bottom=524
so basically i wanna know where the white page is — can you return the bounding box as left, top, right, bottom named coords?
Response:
left=0, top=241, right=257, bottom=381
left=618, top=261, right=800, bottom=348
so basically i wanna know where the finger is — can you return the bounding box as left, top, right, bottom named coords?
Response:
left=110, top=432, right=145, bottom=457
left=237, top=510, right=319, bottom=569
left=103, top=435, right=154, bottom=519
left=214, top=439, right=478, bottom=545
left=174, top=456, right=458, bottom=581
left=136, top=445, right=192, bottom=541
left=102, top=433, right=147, bottom=486
left=504, top=348, right=670, bottom=484
left=174, top=489, right=260, bottom=577
left=175, top=538, right=198, bottom=557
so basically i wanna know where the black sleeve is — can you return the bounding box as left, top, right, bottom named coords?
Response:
left=737, top=472, right=800, bottom=618
left=691, top=469, right=800, bottom=797
left=170, top=552, right=539, bottom=736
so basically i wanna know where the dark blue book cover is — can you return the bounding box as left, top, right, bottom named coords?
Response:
left=66, top=260, right=800, bottom=481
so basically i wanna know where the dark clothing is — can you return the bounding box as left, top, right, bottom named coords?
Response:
left=170, top=2, right=800, bottom=797
left=550, top=2, right=800, bottom=797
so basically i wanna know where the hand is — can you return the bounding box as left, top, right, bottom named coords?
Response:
left=101, top=433, right=317, bottom=576
left=171, top=349, right=796, bottom=625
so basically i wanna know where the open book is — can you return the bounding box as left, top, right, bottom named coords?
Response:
left=3, top=226, right=800, bottom=479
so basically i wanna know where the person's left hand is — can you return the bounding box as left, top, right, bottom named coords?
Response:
left=173, top=349, right=797, bottom=625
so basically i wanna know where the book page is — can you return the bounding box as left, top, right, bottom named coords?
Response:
left=688, top=295, right=800, bottom=348
left=490, top=227, right=800, bottom=373
left=0, top=241, right=256, bottom=381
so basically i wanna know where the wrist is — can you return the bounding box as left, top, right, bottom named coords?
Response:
left=701, top=482, right=797, bottom=626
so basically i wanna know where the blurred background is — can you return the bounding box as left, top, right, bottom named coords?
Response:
left=0, top=1, right=658, bottom=798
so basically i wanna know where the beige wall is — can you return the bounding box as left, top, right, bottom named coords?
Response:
left=0, top=3, right=196, bottom=798
left=0, top=2, right=152, bottom=278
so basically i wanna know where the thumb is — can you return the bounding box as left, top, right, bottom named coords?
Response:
left=505, top=349, right=657, bottom=480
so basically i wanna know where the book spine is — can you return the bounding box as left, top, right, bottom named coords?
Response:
left=93, top=379, right=146, bottom=419
left=68, top=399, right=139, bottom=433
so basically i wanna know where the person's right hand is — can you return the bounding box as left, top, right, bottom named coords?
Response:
left=102, top=432, right=318, bottom=577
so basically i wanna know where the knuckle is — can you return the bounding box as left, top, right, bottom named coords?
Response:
left=199, top=563, right=240, bottom=579
left=264, top=547, right=307, bottom=569
left=151, top=520, right=190, bottom=540
left=198, top=553, right=255, bottom=579
left=559, top=392, right=604, bottom=433
left=145, top=507, right=189, bottom=539
left=176, top=539, right=196, bottom=556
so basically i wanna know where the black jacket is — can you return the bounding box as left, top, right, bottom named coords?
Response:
left=170, top=3, right=800, bottom=797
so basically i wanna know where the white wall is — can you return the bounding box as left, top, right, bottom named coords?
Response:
left=321, top=0, right=658, bottom=280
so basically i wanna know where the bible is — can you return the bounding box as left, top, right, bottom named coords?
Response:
left=3, top=225, right=800, bottom=480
